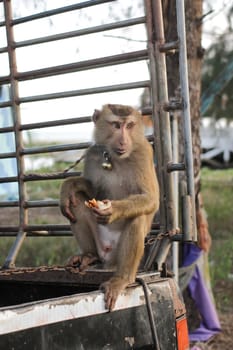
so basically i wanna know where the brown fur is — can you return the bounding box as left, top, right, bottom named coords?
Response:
left=60, top=104, right=159, bottom=310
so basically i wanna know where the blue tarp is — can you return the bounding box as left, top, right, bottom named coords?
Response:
left=0, top=86, right=18, bottom=200
left=183, top=243, right=221, bottom=342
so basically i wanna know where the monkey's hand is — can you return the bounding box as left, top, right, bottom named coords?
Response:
left=92, top=200, right=112, bottom=225
left=60, top=177, right=94, bottom=223
left=60, top=179, right=80, bottom=223
left=60, top=190, right=78, bottom=223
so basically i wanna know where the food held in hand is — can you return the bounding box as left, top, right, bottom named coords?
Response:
left=85, top=198, right=111, bottom=210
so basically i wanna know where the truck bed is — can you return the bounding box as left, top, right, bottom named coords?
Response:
left=0, top=267, right=186, bottom=349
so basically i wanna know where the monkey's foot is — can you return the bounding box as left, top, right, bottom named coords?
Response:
left=66, top=253, right=99, bottom=272
left=100, top=276, right=129, bottom=311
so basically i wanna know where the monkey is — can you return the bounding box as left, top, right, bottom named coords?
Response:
left=60, top=104, right=159, bottom=311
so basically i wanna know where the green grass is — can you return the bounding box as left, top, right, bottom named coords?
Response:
left=201, top=168, right=233, bottom=238
left=0, top=236, right=77, bottom=267
left=201, top=168, right=233, bottom=310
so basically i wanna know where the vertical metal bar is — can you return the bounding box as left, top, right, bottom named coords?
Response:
left=151, top=0, right=176, bottom=235
left=144, top=0, right=177, bottom=271
left=3, top=0, right=28, bottom=268
left=176, top=0, right=197, bottom=241
left=144, top=0, right=166, bottom=232
left=172, top=113, right=179, bottom=281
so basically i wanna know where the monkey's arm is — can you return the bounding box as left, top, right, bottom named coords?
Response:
left=111, top=191, right=158, bottom=223
left=93, top=180, right=159, bottom=225
left=60, top=177, right=94, bottom=222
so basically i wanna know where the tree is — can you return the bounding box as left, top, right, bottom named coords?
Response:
left=202, top=31, right=233, bottom=121
left=162, top=0, right=219, bottom=336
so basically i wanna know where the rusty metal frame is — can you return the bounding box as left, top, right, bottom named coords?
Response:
left=0, top=0, right=197, bottom=269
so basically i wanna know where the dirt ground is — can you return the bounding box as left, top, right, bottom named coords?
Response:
left=189, top=276, right=233, bottom=350
left=190, top=311, right=233, bottom=350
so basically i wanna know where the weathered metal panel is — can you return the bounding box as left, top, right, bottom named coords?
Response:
left=0, top=278, right=178, bottom=350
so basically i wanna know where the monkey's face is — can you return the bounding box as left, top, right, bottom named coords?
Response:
left=97, top=116, right=141, bottom=159
left=93, top=104, right=144, bottom=159
left=107, top=117, right=137, bottom=158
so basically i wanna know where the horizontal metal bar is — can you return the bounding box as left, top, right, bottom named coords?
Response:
left=167, top=162, right=185, bottom=172
left=0, top=171, right=80, bottom=186
left=22, top=142, right=90, bottom=155
left=1, top=134, right=153, bottom=161
left=2, top=107, right=152, bottom=134
left=16, top=50, right=148, bottom=82
left=20, top=116, right=92, bottom=131
left=11, top=0, right=116, bottom=25
left=0, top=226, right=19, bottom=232
left=0, top=126, right=14, bottom=133
left=26, top=224, right=71, bottom=231
left=0, top=225, right=72, bottom=236
left=159, top=40, right=179, bottom=53
left=0, top=231, right=72, bottom=237
left=0, top=224, right=70, bottom=232
left=0, top=50, right=148, bottom=85
left=0, top=176, right=18, bottom=184
left=25, top=200, right=59, bottom=208
left=141, top=106, right=152, bottom=115
left=0, top=46, right=8, bottom=53
left=0, top=200, right=58, bottom=208
left=171, top=234, right=183, bottom=241
left=0, top=74, right=10, bottom=84
left=0, top=101, right=13, bottom=108
left=0, top=152, right=16, bottom=159
left=19, top=80, right=150, bottom=104
left=15, top=17, right=145, bottom=48
left=163, top=100, right=183, bottom=111
left=0, top=200, right=19, bottom=207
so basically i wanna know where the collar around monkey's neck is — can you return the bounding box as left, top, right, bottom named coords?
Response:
left=102, top=150, right=112, bottom=170
left=92, top=143, right=112, bottom=170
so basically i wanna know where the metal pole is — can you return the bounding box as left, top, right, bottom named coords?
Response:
left=176, top=0, right=197, bottom=241
left=144, top=0, right=166, bottom=232
left=172, top=114, right=179, bottom=281
left=151, top=0, right=176, bottom=235
left=144, top=0, right=177, bottom=271
left=3, top=0, right=28, bottom=268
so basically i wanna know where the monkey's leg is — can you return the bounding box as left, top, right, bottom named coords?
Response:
left=101, top=216, right=146, bottom=311
left=68, top=192, right=101, bottom=271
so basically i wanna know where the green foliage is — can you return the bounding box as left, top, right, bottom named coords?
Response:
left=202, top=32, right=233, bottom=120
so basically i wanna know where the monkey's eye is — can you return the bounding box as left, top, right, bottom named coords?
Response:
left=126, top=122, right=135, bottom=129
left=111, top=121, right=121, bottom=129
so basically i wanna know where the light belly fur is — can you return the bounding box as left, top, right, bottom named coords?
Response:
left=96, top=224, right=121, bottom=263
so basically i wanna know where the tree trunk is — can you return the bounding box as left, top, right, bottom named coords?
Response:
left=163, top=0, right=216, bottom=335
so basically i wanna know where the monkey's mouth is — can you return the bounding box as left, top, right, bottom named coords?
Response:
left=115, top=148, right=127, bottom=155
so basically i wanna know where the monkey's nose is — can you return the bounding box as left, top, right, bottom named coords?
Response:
left=119, top=134, right=128, bottom=146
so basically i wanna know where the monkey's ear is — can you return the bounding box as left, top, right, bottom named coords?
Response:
left=92, top=109, right=101, bottom=123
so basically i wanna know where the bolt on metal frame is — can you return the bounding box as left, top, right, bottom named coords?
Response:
left=0, top=0, right=196, bottom=269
